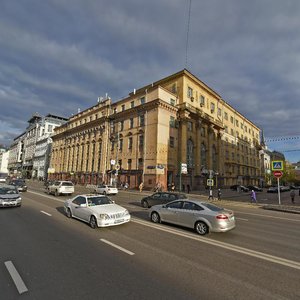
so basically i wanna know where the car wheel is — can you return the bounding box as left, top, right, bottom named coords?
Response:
left=66, top=208, right=72, bottom=218
left=151, top=212, right=160, bottom=223
left=89, top=216, right=97, bottom=229
left=55, top=190, right=59, bottom=196
left=142, top=200, right=149, bottom=208
left=47, top=189, right=51, bottom=195
left=195, top=221, right=209, bottom=235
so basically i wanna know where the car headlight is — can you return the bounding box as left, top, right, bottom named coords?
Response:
left=124, top=210, right=129, bottom=215
left=17, top=197, right=22, bottom=201
left=99, top=214, right=110, bottom=219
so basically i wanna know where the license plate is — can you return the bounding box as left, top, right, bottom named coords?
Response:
left=114, top=219, right=124, bottom=224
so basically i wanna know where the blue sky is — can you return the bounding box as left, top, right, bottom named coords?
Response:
left=0, top=0, right=299, bottom=162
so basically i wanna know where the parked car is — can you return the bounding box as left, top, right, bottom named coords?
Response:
left=267, top=186, right=278, bottom=193
left=290, top=185, right=300, bottom=190
left=64, top=194, right=130, bottom=228
left=94, top=185, right=118, bottom=195
left=149, top=199, right=235, bottom=235
left=247, top=185, right=263, bottom=192
left=267, top=186, right=290, bottom=193
left=141, top=192, right=187, bottom=208
left=47, top=181, right=74, bottom=196
left=230, top=185, right=249, bottom=192
left=10, top=179, right=27, bottom=192
left=0, top=184, right=22, bottom=207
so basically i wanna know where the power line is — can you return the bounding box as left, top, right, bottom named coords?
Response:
left=265, top=135, right=300, bottom=142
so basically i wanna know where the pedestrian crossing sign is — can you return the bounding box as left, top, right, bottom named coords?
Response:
left=207, top=179, right=214, bottom=186
left=271, top=161, right=283, bottom=171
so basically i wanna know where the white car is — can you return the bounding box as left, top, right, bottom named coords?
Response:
left=64, top=194, right=130, bottom=228
left=47, top=181, right=74, bottom=196
left=94, top=184, right=118, bottom=195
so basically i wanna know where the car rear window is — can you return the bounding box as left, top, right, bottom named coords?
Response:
left=62, top=182, right=74, bottom=186
left=201, top=203, right=223, bottom=212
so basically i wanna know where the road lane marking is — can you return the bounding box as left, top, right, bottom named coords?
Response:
left=27, top=190, right=65, bottom=203
left=40, top=210, right=52, bottom=216
left=233, top=210, right=300, bottom=222
left=236, top=217, right=248, bottom=221
left=4, top=261, right=28, bottom=294
left=100, top=239, right=135, bottom=256
left=132, top=218, right=300, bottom=270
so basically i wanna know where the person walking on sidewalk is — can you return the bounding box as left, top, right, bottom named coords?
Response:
left=208, top=189, right=214, bottom=200
left=290, top=190, right=295, bottom=204
left=217, top=189, right=221, bottom=200
left=139, top=182, right=144, bottom=192
left=251, top=190, right=257, bottom=204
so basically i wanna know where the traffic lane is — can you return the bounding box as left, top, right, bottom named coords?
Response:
left=11, top=194, right=300, bottom=299
left=1, top=200, right=204, bottom=300
left=24, top=190, right=300, bottom=263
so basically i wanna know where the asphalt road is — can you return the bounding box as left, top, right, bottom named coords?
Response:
left=0, top=184, right=299, bottom=300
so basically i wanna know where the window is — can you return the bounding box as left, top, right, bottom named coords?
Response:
left=170, top=136, right=175, bottom=148
left=224, top=112, right=228, bottom=120
left=139, top=114, right=145, bottom=126
left=127, top=159, right=132, bottom=170
left=119, top=121, right=124, bottom=131
left=210, top=102, right=215, bottom=113
left=187, top=139, right=194, bottom=167
left=200, top=95, right=205, bottom=106
left=218, top=108, right=222, bottom=117
left=187, top=86, right=193, bottom=98
left=187, top=121, right=193, bottom=131
left=230, top=116, right=234, bottom=124
left=170, top=116, right=175, bottom=128
left=122, top=104, right=125, bottom=111
left=128, top=137, right=133, bottom=149
left=138, top=158, right=143, bottom=168
left=235, top=120, right=239, bottom=127
left=139, top=135, right=144, bottom=148
left=140, top=97, right=145, bottom=104
left=200, top=127, right=205, bottom=137
left=130, top=101, right=135, bottom=108
left=48, top=125, right=53, bottom=133
left=171, top=83, right=177, bottom=93
left=130, top=118, right=134, bottom=129
left=170, top=98, right=176, bottom=106
left=166, top=201, right=183, bottom=209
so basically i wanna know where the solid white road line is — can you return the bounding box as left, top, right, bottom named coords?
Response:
left=100, top=239, right=135, bottom=256
left=40, top=210, right=52, bottom=216
left=4, top=261, right=28, bottom=294
left=236, top=217, right=249, bottom=221
left=132, top=218, right=300, bottom=270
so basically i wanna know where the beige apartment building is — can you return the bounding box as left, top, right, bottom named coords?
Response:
left=49, top=69, right=262, bottom=190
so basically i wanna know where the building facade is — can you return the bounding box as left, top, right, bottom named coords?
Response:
left=50, top=69, right=262, bottom=190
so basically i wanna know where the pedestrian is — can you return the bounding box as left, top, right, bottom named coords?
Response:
left=290, top=190, right=295, bottom=204
left=139, top=182, right=144, bottom=192
left=251, top=190, right=257, bottom=203
left=171, top=182, right=175, bottom=192
left=217, top=189, right=221, bottom=200
left=124, top=182, right=128, bottom=190
left=187, top=184, right=190, bottom=194
left=208, top=189, right=214, bottom=200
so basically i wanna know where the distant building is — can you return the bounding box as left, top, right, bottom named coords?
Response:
left=0, top=148, right=9, bottom=174
left=50, top=69, right=262, bottom=190
left=8, top=113, right=67, bottom=178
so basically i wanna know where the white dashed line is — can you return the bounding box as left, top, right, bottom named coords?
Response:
left=100, top=239, right=135, bottom=256
left=40, top=210, right=52, bottom=216
left=4, top=261, right=28, bottom=294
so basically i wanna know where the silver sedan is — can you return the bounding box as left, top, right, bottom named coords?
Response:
left=149, top=199, right=235, bottom=235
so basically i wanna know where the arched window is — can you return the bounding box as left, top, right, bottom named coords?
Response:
left=187, top=139, right=194, bottom=167
left=201, top=143, right=207, bottom=169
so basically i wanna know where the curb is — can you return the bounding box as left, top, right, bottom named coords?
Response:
left=262, top=204, right=300, bottom=214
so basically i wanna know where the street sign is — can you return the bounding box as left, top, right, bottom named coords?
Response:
left=271, top=161, right=283, bottom=171
left=207, top=179, right=214, bottom=186
left=181, top=163, right=187, bottom=174
left=273, top=170, right=283, bottom=178
left=115, top=164, right=120, bottom=170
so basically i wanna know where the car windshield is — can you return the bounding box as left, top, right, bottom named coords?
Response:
left=0, top=187, right=18, bottom=195
left=201, top=202, right=223, bottom=211
left=88, top=196, right=113, bottom=206
left=12, top=180, right=25, bottom=185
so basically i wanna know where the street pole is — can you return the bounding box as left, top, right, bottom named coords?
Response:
left=277, top=177, right=281, bottom=205
left=179, top=162, right=182, bottom=192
